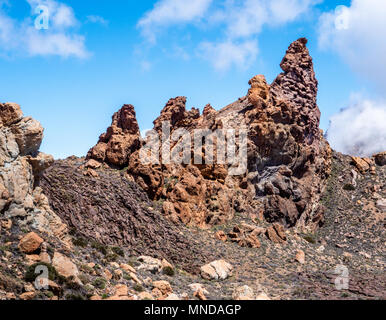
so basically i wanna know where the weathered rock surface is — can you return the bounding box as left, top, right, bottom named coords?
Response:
left=87, top=104, right=141, bottom=167
left=18, top=232, right=43, bottom=254
left=246, top=38, right=331, bottom=230
left=200, top=260, right=233, bottom=280
left=0, top=103, right=68, bottom=242
left=87, top=38, right=331, bottom=232
left=232, top=285, right=255, bottom=300
left=374, top=152, right=386, bottom=166
left=52, top=252, right=80, bottom=282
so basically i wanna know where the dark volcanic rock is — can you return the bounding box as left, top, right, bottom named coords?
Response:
left=40, top=158, right=214, bottom=273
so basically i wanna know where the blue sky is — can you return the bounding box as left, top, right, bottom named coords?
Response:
left=0, top=0, right=385, bottom=158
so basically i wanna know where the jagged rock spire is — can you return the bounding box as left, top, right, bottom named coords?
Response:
left=87, top=104, right=141, bottom=167
left=271, top=38, right=318, bottom=111
left=111, top=104, right=139, bottom=135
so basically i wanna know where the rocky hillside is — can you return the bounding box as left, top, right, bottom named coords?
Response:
left=40, top=157, right=216, bottom=273
left=0, top=38, right=385, bottom=301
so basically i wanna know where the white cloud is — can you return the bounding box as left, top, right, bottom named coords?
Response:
left=52, top=4, right=76, bottom=28
left=0, top=0, right=89, bottom=59
left=319, top=0, right=386, bottom=90
left=26, top=0, right=77, bottom=28
left=26, top=28, right=88, bottom=58
left=137, top=0, right=320, bottom=70
left=216, top=0, right=320, bottom=39
left=86, top=15, right=109, bottom=26
left=0, top=10, right=15, bottom=46
left=199, top=39, right=258, bottom=71
left=320, top=1, right=386, bottom=155
left=138, top=0, right=213, bottom=43
left=327, top=97, right=386, bottom=157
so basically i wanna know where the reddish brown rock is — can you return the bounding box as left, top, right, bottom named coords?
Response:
left=0, top=103, right=23, bottom=126
left=352, top=156, right=370, bottom=173
left=85, top=159, right=101, bottom=169
left=215, top=231, right=227, bottom=242
left=266, top=223, right=287, bottom=244
left=152, top=280, right=172, bottom=296
left=18, top=232, right=44, bottom=253
left=52, top=252, right=80, bottom=282
left=87, top=104, right=141, bottom=167
left=80, top=38, right=332, bottom=232
left=227, top=225, right=262, bottom=248
left=20, top=292, right=36, bottom=300
left=194, top=288, right=208, bottom=300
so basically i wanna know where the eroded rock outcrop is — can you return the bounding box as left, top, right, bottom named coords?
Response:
left=245, top=38, right=332, bottom=230
left=0, top=103, right=68, bottom=241
left=87, top=104, right=141, bottom=167
left=87, top=38, right=331, bottom=232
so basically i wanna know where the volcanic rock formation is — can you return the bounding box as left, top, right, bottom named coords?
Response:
left=87, top=38, right=332, bottom=231
left=245, top=38, right=332, bottom=230
left=87, top=104, right=141, bottom=167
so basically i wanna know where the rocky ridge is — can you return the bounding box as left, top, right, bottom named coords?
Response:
left=87, top=38, right=331, bottom=232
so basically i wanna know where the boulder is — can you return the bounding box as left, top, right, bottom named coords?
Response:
left=189, top=283, right=209, bottom=295
left=227, top=225, right=262, bottom=248
left=232, top=285, right=255, bottom=300
left=137, top=256, right=162, bottom=273
left=374, top=152, right=386, bottom=166
left=86, top=38, right=332, bottom=232
left=52, top=252, right=80, bottom=282
left=376, top=199, right=386, bottom=212
left=215, top=231, right=227, bottom=242
left=200, top=260, right=233, bottom=280
left=18, top=232, right=44, bottom=254
left=152, top=280, right=172, bottom=296
left=0, top=102, right=69, bottom=246
left=120, top=263, right=136, bottom=273
left=193, top=289, right=207, bottom=301
left=352, top=157, right=370, bottom=173
left=256, top=293, right=271, bottom=300
left=20, top=292, right=36, bottom=300
left=266, top=223, right=287, bottom=244
left=114, top=284, right=128, bottom=297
